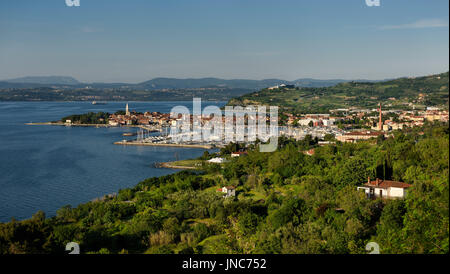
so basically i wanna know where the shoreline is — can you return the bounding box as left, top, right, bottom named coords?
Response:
left=25, top=122, right=111, bottom=127
left=158, top=162, right=199, bottom=170
left=25, top=122, right=162, bottom=131
left=114, top=141, right=213, bottom=149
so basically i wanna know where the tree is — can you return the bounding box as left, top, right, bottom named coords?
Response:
left=336, top=157, right=373, bottom=189
left=268, top=197, right=309, bottom=229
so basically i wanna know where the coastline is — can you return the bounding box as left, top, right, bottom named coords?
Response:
left=158, top=162, right=199, bottom=170
left=2, top=101, right=221, bottom=223
left=25, top=122, right=111, bottom=127
left=114, top=141, right=213, bottom=149
left=25, top=122, right=162, bottom=132
left=26, top=122, right=142, bottom=127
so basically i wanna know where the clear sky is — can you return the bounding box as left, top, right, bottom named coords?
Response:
left=0, top=0, right=448, bottom=83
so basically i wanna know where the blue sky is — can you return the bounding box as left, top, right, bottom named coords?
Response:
left=0, top=0, right=448, bottom=83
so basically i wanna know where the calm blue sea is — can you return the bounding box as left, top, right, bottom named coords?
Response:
left=0, top=101, right=225, bottom=222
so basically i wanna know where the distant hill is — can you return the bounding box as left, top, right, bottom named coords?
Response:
left=292, top=78, right=382, bottom=88
left=0, top=76, right=358, bottom=90
left=4, top=76, right=81, bottom=85
left=136, top=77, right=351, bottom=90
left=2, top=74, right=442, bottom=103
left=228, top=72, right=449, bottom=113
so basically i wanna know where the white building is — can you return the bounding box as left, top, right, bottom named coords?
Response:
left=322, top=119, right=335, bottom=127
left=298, top=118, right=318, bottom=126
left=108, top=120, right=119, bottom=126
left=218, top=186, right=236, bottom=198
left=208, top=157, right=225, bottom=164
left=268, top=84, right=295, bottom=90
left=357, top=177, right=412, bottom=199
left=231, top=151, right=248, bottom=157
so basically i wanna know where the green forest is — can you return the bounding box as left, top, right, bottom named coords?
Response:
left=60, top=112, right=111, bottom=124
left=0, top=122, right=448, bottom=254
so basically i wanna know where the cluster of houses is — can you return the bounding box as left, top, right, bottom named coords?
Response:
left=295, top=114, right=336, bottom=127
left=367, top=107, right=448, bottom=132
left=336, top=130, right=384, bottom=143
left=281, top=104, right=448, bottom=143
left=108, top=104, right=173, bottom=126
left=268, top=84, right=295, bottom=90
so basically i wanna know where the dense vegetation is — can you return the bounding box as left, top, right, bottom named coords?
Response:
left=228, top=72, right=449, bottom=114
left=0, top=122, right=448, bottom=254
left=60, top=112, right=111, bottom=124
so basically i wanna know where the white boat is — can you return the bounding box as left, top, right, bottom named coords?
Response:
left=92, top=101, right=106, bottom=105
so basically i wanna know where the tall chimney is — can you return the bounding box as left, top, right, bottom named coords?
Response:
left=368, top=176, right=371, bottom=184
left=376, top=178, right=380, bottom=186
left=378, top=103, right=382, bottom=131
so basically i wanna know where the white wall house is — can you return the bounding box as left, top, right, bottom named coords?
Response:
left=357, top=177, right=412, bottom=199
left=218, top=186, right=236, bottom=198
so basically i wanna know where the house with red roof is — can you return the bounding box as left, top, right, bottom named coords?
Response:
left=357, top=177, right=412, bottom=199
left=231, top=151, right=248, bottom=157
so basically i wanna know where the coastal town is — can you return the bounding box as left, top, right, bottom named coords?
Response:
left=2, top=0, right=449, bottom=258
left=102, top=101, right=449, bottom=148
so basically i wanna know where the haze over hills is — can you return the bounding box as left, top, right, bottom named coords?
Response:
left=4, top=76, right=81, bottom=85
left=1, top=74, right=439, bottom=102
left=1, top=76, right=378, bottom=90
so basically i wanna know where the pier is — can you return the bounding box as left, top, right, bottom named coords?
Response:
left=114, top=141, right=213, bottom=149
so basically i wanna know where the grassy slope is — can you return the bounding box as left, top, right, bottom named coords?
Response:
left=227, top=72, right=449, bottom=113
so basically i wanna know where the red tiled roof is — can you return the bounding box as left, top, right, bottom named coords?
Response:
left=303, top=148, right=315, bottom=156
left=365, top=180, right=411, bottom=189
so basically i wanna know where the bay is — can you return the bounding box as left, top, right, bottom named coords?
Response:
left=0, top=101, right=225, bottom=222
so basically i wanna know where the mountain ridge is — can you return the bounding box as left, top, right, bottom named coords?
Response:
left=1, top=76, right=383, bottom=89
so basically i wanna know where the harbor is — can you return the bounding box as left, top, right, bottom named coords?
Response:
left=114, top=140, right=213, bottom=149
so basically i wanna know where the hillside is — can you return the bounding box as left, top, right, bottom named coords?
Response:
left=0, top=123, right=448, bottom=254
left=136, top=77, right=352, bottom=90
left=228, top=72, right=449, bottom=113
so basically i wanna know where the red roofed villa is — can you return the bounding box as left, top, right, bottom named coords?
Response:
left=357, top=177, right=412, bottom=199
